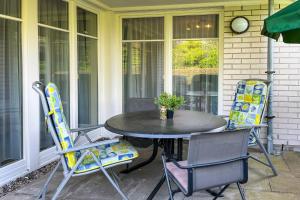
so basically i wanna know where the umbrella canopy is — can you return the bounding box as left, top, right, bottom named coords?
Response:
left=262, top=0, right=300, bottom=43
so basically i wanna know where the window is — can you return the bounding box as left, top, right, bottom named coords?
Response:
left=38, top=0, right=70, bottom=150
left=173, top=15, right=219, bottom=114
left=122, top=17, right=164, bottom=111
left=77, top=7, right=98, bottom=127
left=0, top=0, right=22, bottom=167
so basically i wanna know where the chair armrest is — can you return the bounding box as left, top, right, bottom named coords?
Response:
left=70, top=124, right=104, bottom=134
left=58, top=139, right=119, bottom=154
left=252, top=124, right=268, bottom=128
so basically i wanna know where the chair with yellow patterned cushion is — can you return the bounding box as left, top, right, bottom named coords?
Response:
left=226, top=79, right=277, bottom=176
left=33, top=81, right=138, bottom=200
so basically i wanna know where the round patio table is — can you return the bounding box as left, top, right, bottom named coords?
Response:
left=104, top=110, right=227, bottom=200
left=105, top=110, right=227, bottom=138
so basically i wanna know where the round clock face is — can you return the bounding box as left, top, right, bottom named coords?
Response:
left=230, top=16, right=250, bottom=34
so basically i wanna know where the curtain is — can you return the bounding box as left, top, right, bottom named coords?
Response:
left=0, top=17, right=22, bottom=166
left=173, top=15, right=219, bottom=114
left=122, top=17, right=164, bottom=112
left=38, top=0, right=69, bottom=151
left=78, top=37, right=98, bottom=127
left=77, top=8, right=98, bottom=127
left=0, top=0, right=20, bottom=18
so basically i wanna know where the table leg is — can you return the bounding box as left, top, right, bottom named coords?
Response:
left=146, top=174, right=166, bottom=200
left=177, top=139, right=183, bottom=161
left=121, top=139, right=159, bottom=174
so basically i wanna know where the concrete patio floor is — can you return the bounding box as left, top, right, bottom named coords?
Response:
left=1, top=147, right=300, bottom=200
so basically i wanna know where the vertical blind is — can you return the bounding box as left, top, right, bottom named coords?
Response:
left=122, top=17, right=164, bottom=112
left=0, top=1, right=22, bottom=167
left=38, top=0, right=70, bottom=150
left=173, top=15, right=219, bottom=114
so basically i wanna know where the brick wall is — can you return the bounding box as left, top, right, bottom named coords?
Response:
left=223, top=4, right=300, bottom=149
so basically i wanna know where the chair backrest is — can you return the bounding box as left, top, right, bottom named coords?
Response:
left=187, top=129, right=250, bottom=191
left=227, top=79, right=270, bottom=130
left=126, top=98, right=157, bottom=113
left=33, top=82, right=76, bottom=170
left=173, top=75, right=188, bottom=95
left=125, top=98, right=157, bottom=147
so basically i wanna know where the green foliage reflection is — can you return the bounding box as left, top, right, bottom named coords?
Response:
left=173, top=40, right=218, bottom=69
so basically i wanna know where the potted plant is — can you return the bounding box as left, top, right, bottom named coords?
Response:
left=155, top=93, right=185, bottom=119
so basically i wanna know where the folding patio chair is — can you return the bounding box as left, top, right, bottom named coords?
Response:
left=162, top=129, right=250, bottom=200
left=33, top=81, right=138, bottom=200
left=226, top=79, right=277, bottom=176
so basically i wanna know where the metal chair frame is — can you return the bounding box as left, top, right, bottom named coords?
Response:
left=162, top=129, right=250, bottom=200
left=33, top=81, right=132, bottom=200
left=227, top=79, right=277, bottom=176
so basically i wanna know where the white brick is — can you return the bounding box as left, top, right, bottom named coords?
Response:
left=222, top=5, right=300, bottom=148
left=288, top=140, right=300, bottom=146
left=233, top=43, right=251, bottom=48
left=224, top=11, right=233, bottom=17
left=224, top=38, right=242, bottom=43
left=279, top=135, right=298, bottom=140
left=242, top=37, right=261, bottom=43
left=280, top=58, right=300, bottom=64
left=233, top=54, right=250, bottom=59
left=247, top=5, right=261, bottom=10
left=234, top=11, right=251, bottom=16
left=242, top=48, right=260, bottom=53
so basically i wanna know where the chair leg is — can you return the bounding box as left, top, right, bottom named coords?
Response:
left=121, top=139, right=159, bottom=173
left=90, top=153, right=129, bottom=200
left=237, top=183, right=246, bottom=200
left=212, top=184, right=229, bottom=200
left=109, top=169, right=121, bottom=188
left=51, top=172, right=73, bottom=200
left=162, top=155, right=174, bottom=200
left=252, top=130, right=278, bottom=176
left=37, top=162, right=61, bottom=199
left=100, top=165, right=129, bottom=200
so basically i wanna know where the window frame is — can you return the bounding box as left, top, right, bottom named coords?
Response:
left=0, top=0, right=26, bottom=185
left=76, top=5, right=99, bottom=128
left=119, top=10, right=224, bottom=115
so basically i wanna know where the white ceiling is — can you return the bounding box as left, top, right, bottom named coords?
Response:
left=99, top=0, right=241, bottom=8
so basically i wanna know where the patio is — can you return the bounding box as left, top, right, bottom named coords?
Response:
left=1, top=147, right=300, bottom=200
left=1, top=0, right=300, bottom=199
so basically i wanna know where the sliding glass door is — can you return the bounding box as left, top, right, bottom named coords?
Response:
left=38, top=0, right=70, bottom=150
left=0, top=0, right=22, bottom=167
left=122, top=17, right=164, bottom=111
left=173, top=15, right=219, bottom=114
left=77, top=7, right=98, bottom=127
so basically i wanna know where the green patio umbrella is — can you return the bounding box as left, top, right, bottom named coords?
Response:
left=262, top=0, right=300, bottom=43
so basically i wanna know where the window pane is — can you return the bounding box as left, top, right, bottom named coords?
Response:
left=39, top=27, right=70, bottom=150
left=0, top=19, right=22, bottom=167
left=123, top=42, right=164, bottom=111
left=123, top=17, right=164, bottom=40
left=0, top=0, right=21, bottom=18
left=173, top=40, right=218, bottom=114
left=173, top=15, right=218, bottom=39
left=78, top=36, right=98, bottom=127
left=77, top=8, right=97, bottom=37
left=38, top=0, right=68, bottom=29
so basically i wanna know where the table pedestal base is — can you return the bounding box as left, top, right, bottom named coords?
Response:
left=121, top=139, right=159, bottom=174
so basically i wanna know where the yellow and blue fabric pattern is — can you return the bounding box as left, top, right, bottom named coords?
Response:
left=75, top=141, right=138, bottom=173
left=45, top=83, right=77, bottom=169
left=227, top=80, right=268, bottom=130
left=45, top=83, right=138, bottom=172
